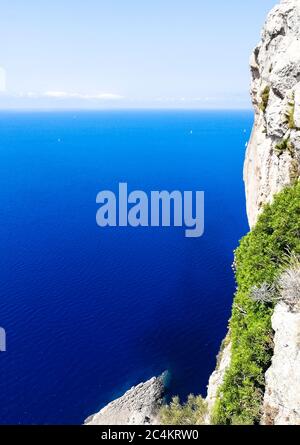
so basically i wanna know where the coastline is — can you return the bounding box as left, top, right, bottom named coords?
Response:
left=84, top=374, right=167, bottom=425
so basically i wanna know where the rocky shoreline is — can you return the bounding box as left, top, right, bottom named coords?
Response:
left=84, top=375, right=166, bottom=425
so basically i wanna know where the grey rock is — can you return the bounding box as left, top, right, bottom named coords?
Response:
left=84, top=375, right=165, bottom=425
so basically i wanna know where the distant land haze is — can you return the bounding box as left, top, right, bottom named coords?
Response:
left=0, top=0, right=276, bottom=109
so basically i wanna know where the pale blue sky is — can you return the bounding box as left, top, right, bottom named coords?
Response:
left=0, top=0, right=276, bottom=109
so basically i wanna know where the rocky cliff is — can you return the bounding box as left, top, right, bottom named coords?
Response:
left=84, top=376, right=165, bottom=425
left=205, top=338, right=231, bottom=423
left=245, top=0, right=300, bottom=425
left=244, top=0, right=300, bottom=227
left=206, top=0, right=300, bottom=425
left=261, top=303, right=300, bottom=425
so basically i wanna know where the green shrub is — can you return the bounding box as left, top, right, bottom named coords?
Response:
left=212, top=181, right=300, bottom=425
left=275, top=138, right=290, bottom=156
left=284, top=93, right=296, bottom=129
left=259, top=86, right=270, bottom=113
left=287, top=103, right=296, bottom=129
left=160, top=395, right=207, bottom=425
left=275, top=137, right=297, bottom=159
left=278, top=253, right=300, bottom=311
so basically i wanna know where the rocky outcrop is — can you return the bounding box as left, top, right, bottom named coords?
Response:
left=261, top=303, right=300, bottom=425
left=84, top=375, right=165, bottom=425
left=205, top=339, right=231, bottom=423
left=244, top=0, right=300, bottom=227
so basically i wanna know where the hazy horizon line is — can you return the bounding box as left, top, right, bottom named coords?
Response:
left=0, top=106, right=253, bottom=112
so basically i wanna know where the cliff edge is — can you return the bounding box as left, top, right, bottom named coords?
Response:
left=245, top=0, right=300, bottom=424
left=262, top=303, right=300, bottom=425
left=206, top=0, right=300, bottom=425
left=244, top=0, right=300, bottom=227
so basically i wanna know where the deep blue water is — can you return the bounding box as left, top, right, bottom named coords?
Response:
left=0, top=110, right=250, bottom=424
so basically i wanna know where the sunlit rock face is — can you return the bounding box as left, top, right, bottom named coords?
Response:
left=244, top=0, right=300, bottom=228
left=261, top=303, right=300, bottom=425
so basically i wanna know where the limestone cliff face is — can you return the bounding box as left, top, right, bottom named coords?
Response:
left=206, top=0, right=300, bottom=425
left=84, top=376, right=165, bottom=425
left=245, top=0, right=300, bottom=424
left=205, top=339, right=231, bottom=423
left=244, top=0, right=300, bottom=227
left=262, top=303, right=300, bottom=425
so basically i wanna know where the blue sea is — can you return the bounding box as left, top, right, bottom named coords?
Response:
left=0, top=110, right=251, bottom=424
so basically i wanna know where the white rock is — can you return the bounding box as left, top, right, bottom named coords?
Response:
left=262, top=303, right=300, bottom=425
left=205, top=340, right=231, bottom=423
left=244, top=0, right=300, bottom=227
left=265, top=94, right=287, bottom=138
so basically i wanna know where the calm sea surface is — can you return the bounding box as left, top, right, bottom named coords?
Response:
left=0, top=110, right=251, bottom=424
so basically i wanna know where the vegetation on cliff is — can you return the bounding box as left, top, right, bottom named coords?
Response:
left=160, top=395, right=207, bottom=425
left=159, top=181, right=300, bottom=425
left=212, top=181, right=300, bottom=424
left=259, top=86, right=270, bottom=113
